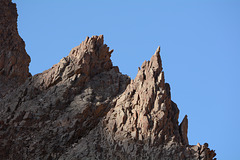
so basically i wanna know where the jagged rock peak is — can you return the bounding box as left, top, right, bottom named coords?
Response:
left=68, top=35, right=113, bottom=76
left=0, top=33, right=131, bottom=159
left=150, top=46, right=162, bottom=70
left=0, top=1, right=216, bottom=158
left=0, top=0, right=31, bottom=97
left=103, top=47, right=180, bottom=146
left=135, top=46, right=163, bottom=85
left=60, top=47, right=216, bottom=159
left=32, top=35, right=115, bottom=89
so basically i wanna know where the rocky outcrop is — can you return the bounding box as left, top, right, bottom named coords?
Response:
left=0, top=0, right=216, bottom=159
left=180, top=115, right=189, bottom=145
left=0, top=34, right=130, bottom=159
left=58, top=47, right=216, bottom=160
left=0, top=0, right=31, bottom=97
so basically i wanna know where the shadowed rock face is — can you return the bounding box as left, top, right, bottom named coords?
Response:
left=0, top=0, right=31, bottom=97
left=0, top=0, right=216, bottom=160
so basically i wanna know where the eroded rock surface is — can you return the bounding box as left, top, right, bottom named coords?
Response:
left=0, top=34, right=130, bottom=159
left=58, top=47, right=216, bottom=160
left=0, top=0, right=216, bottom=160
left=0, top=0, right=31, bottom=97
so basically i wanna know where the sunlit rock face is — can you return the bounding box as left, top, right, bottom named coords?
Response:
left=59, top=46, right=216, bottom=160
left=0, top=0, right=216, bottom=159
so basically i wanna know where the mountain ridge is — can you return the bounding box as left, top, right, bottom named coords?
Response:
left=0, top=1, right=216, bottom=159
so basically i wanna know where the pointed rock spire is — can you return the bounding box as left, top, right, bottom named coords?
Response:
left=150, top=46, right=162, bottom=71
left=104, top=46, right=180, bottom=146
left=136, top=46, right=163, bottom=83
left=180, top=115, right=189, bottom=145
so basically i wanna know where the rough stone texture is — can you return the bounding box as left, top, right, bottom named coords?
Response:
left=58, top=47, right=216, bottom=160
left=0, top=34, right=130, bottom=160
left=0, top=0, right=31, bottom=97
left=0, top=1, right=216, bottom=160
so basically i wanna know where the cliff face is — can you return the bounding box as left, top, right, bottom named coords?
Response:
left=0, top=1, right=216, bottom=160
left=0, top=0, right=31, bottom=98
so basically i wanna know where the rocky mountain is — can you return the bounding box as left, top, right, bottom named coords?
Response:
left=0, top=0, right=31, bottom=98
left=0, top=0, right=216, bottom=159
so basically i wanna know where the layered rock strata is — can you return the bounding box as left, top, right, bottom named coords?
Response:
left=0, top=0, right=216, bottom=159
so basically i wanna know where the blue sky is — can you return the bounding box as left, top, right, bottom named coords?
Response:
left=13, top=0, right=240, bottom=159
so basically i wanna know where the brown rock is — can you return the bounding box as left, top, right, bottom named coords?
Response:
left=59, top=47, right=216, bottom=160
left=180, top=115, right=189, bottom=145
left=0, top=0, right=31, bottom=97
left=0, top=32, right=130, bottom=159
left=0, top=1, right=216, bottom=159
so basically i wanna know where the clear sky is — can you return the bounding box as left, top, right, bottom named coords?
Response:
left=13, top=0, right=240, bottom=159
